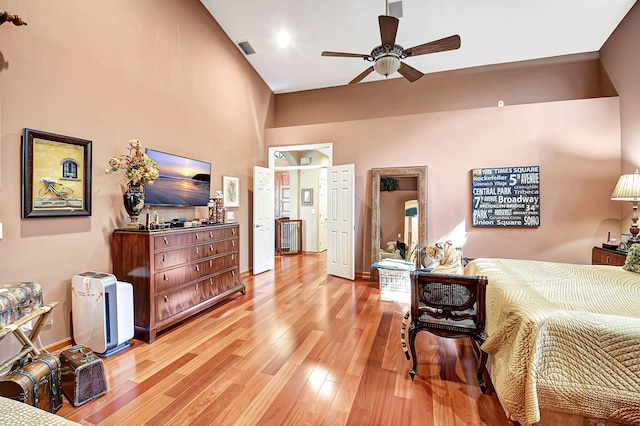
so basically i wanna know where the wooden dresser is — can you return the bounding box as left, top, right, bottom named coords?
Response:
left=111, top=223, right=245, bottom=343
left=591, top=246, right=627, bottom=266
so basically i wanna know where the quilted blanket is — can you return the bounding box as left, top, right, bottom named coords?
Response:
left=465, top=258, right=640, bottom=425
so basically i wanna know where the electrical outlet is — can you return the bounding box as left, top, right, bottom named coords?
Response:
left=19, top=320, right=33, bottom=332
left=227, top=211, right=234, bottom=221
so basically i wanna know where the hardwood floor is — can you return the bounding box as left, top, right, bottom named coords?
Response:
left=57, top=252, right=515, bottom=425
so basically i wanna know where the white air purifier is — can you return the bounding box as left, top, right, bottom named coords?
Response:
left=71, top=272, right=134, bottom=357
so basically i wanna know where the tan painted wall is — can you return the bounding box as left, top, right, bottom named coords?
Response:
left=273, top=53, right=616, bottom=128
left=0, top=1, right=273, bottom=357
left=266, top=98, right=622, bottom=273
left=601, top=2, right=640, bottom=237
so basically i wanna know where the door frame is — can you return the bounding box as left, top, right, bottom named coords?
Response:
left=267, top=143, right=334, bottom=254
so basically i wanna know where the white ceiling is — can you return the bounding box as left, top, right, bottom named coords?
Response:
left=200, top=0, right=636, bottom=94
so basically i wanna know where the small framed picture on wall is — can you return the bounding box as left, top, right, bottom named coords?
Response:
left=223, top=175, right=240, bottom=208
left=301, top=188, right=313, bottom=205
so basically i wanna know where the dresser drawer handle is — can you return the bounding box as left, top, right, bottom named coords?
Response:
left=195, top=232, right=200, bottom=240
left=195, top=247, right=199, bottom=255
left=231, top=254, right=235, bottom=261
left=232, top=270, right=235, bottom=277
left=232, top=228, right=236, bottom=235
left=232, top=240, right=235, bottom=247
left=210, top=244, right=213, bottom=252
left=607, top=255, right=611, bottom=264
left=209, top=278, right=213, bottom=285
left=162, top=254, right=166, bottom=262
left=163, top=237, right=168, bottom=245
left=195, top=283, right=198, bottom=290
left=209, top=231, right=213, bottom=238
left=209, top=260, right=213, bottom=267
left=164, top=295, right=169, bottom=302
left=196, top=264, right=200, bottom=272
left=163, top=274, right=168, bottom=281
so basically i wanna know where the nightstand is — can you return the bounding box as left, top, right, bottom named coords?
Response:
left=592, top=246, right=627, bottom=266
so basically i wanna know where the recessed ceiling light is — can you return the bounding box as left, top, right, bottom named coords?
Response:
left=277, top=30, right=291, bottom=48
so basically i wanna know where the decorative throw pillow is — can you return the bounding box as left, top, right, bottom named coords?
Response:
left=423, top=241, right=463, bottom=275
left=623, top=243, right=640, bottom=273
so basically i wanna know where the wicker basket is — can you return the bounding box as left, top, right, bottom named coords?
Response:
left=378, top=268, right=411, bottom=292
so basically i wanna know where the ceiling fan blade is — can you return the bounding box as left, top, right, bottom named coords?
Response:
left=398, top=62, right=424, bottom=83
left=404, top=35, right=461, bottom=57
left=349, top=66, right=375, bottom=84
left=322, top=51, right=372, bottom=59
left=379, top=15, right=399, bottom=48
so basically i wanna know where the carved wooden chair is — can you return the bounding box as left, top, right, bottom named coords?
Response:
left=406, top=270, right=489, bottom=393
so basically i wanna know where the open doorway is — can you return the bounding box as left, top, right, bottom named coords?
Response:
left=274, top=167, right=328, bottom=254
left=267, top=143, right=354, bottom=280
left=269, top=143, right=332, bottom=255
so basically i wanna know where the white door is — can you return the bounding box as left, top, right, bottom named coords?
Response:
left=327, top=164, right=355, bottom=280
left=253, top=166, right=275, bottom=275
left=318, top=174, right=327, bottom=252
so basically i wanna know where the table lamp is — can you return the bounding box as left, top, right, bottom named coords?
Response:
left=611, top=169, right=640, bottom=244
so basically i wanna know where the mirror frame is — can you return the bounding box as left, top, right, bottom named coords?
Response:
left=370, top=166, right=428, bottom=275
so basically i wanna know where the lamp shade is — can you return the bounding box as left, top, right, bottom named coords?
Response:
left=611, top=169, right=640, bottom=201
left=373, top=55, right=400, bottom=77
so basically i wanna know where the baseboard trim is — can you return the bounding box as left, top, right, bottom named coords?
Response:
left=356, top=271, right=371, bottom=280
left=46, top=337, right=73, bottom=353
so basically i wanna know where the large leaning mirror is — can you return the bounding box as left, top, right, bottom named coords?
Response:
left=371, top=166, right=428, bottom=277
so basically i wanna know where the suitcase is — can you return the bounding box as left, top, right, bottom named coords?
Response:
left=60, top=346, right=107, bottom=406
left=0, top=353, right=63, bottom=413
left=0, top=282, right=43, bottom=328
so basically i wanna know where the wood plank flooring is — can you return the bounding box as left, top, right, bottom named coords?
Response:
left=58, top=253, right=515, bottom=425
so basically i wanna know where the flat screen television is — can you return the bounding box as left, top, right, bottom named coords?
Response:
left=144, top=149, right=211, bottom=207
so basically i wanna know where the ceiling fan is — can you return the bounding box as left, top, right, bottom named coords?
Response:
left=321, top=3, right=461, bottom=84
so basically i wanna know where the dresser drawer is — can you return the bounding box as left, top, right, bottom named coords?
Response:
left=592, top=246, right=626, bottom=266
left=154, top=260, right=212, bottom=292
left=195, top=226, right=238, bottom=242
left=154, top=248, right=191, bottom=270
left=204, top=239, right=238, bottom=257
left=153, top=233, right=193, bottom=250
left=154, top=282, right=208, bottom=323
left=205, top=269, right=240, bottom=298
left=210, top=252, right=238, bottom=271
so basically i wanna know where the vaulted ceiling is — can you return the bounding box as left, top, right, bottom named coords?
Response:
left=201, top=0, right=636, bottom=94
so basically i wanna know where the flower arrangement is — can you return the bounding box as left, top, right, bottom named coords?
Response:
left=105, top=139, right=160, bottom=186
left=623, top=243, right=640, bottom=273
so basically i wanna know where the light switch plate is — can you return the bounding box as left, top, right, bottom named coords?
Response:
left=227, top=211, right=234, bottom=221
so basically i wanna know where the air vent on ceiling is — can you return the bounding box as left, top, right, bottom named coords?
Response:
left=238, top=41, right=256, bottom=55
left=389, top=1, right=403, bottom=18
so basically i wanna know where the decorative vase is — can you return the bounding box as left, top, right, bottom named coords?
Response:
left=123, top=183, right=145, bottom=229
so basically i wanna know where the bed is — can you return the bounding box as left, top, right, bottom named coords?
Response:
left=0, top=396, right=79, bottom=425
left=464, top=258, right=640, bottom=425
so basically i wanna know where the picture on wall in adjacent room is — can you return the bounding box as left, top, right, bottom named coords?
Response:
left=223, top=175, right=239, bottom=208
left=301, top=188, right=313, bottom=205
left=22, top=128, right=92, bottom=218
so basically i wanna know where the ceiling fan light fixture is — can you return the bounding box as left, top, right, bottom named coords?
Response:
left=373, top=55, right=401, bottom=77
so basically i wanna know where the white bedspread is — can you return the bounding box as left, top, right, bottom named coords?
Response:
left=465, top=258, right=640, bottom=425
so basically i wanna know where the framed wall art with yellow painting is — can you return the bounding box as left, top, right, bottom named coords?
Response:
left=22, top=128, right=92, bottom=218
